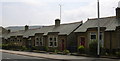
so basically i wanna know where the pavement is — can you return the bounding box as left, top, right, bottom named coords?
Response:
left=2, top=52, right=60, bottom=61
left=0, top=49, right=120, bottom=61
left=2, top=53, right=120, bottom=61
left=0, top=49, right=89, bottom=60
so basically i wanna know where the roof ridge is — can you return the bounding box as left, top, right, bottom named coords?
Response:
left=60, top=21, right=83, bottom=25
left=88, top=16, right=116, bottom=20
left=41, top=21, right=82, bottom=26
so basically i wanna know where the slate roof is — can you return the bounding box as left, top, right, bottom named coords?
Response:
left=34, top=26, right=54, bottom=36
left=4, top=21, right=82, bottom=38
left=75, top=16, right=120, bottom=32
left=5, top=26, right=41, bottom=32
left=29, top=21, right=82, bottom=36
left=50, top=22, right=82, bottom=35
left=0, top=27, right=2, bottom=38
left=0, top=27, right=9, bottom=38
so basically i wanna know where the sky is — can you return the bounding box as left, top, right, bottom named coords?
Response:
left=0, top=0, right=120, bottom=27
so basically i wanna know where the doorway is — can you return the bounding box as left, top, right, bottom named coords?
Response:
left=61, top=39, right=65, bottom=51
left=80, top=37, right=85, bottom=47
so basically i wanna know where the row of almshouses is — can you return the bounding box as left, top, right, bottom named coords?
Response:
left=2, top=19, right=82, bottom=51
left=2, top=7, right=120, bottom=51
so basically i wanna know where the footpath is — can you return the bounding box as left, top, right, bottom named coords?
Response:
left=0, top=49, right=91, bottom=60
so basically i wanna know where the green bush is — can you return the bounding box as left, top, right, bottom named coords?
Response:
left=54, top=49, right=59, bottom=54
left=2, top=44, right=13, bottom=50
left=100, top=47, right=107, bottom=55
left=63, top=50, right=70, bottom=55
left=116, top=51, right=120, bottom=57
left=46, top=47, right=57, bottom=52
left=21, top=46, right=28, bottom=51
left=2, top=44, right=28, bottom=51
left=78, top=45, right=85, bottom=54
left=32, top=46, right=46, bottom=51
left=89, top=40, right=98, bottom=55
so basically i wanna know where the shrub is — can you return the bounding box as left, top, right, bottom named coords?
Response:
left=63, top=50, right=70, bottom=55
left=21, top=46, right=28, bottom=51
left=116, top=51, right=120, bottom=57
left=40, top=46, right=47, bottom=51
left=45, top=47, right=49, bottom=52
left=54, top=49, right=59, bottom=54
left=78, top=45, right=85, bottom=54
left=89, top=40, right=98, bottom=55
left=100, top=47, right=107, bottom=55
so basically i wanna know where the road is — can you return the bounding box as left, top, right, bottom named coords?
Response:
left=2, top=52, right=58, bottom=61
left=1, top=52, right=120, bottom=61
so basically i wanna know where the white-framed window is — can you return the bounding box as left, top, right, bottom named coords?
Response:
left=39, top=37, right=43, bottom=46
left=17, top=38, right=22, bottom=42
left=35, top=37, right=39, bottom=46
left=90, top=32, right=104, bottom=47
left=10, top=39, right=14, bottom=42
left=90, top=32, right=97, bottom=41
left=35, top=36, right=43, bottom=46
left=49, top=37, right=53, bottom=47
left=48, top=36, right=58, bottom=47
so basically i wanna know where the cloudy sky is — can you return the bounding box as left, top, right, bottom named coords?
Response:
left=0, top=0, right=120, bottom=27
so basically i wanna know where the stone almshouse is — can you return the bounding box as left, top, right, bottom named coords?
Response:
left=1, top=7, right=120, bottom=52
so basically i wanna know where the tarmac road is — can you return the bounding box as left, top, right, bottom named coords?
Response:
left=2, top=52, right=58, bottom=61
left=1, top=52, right=120, bottom=61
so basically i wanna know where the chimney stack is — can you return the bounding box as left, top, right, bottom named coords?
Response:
left=55, top=19, right=60, bottom=27
left=25, top=25, right=29, bottom=31
left=8, top=29, right=11, bottom=33
left=116, top=1, right=120, bottom=19
left=116, top=7, right=120, bottom=19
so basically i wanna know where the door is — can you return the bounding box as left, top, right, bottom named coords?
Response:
left=61, top=39, right=65, bottom=51
left=80, top=37, right=85, bottom=47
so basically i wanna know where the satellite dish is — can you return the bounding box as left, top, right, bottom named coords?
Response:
left=118, top=1, right=120, bottom=7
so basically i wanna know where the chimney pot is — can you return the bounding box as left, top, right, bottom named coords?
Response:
left=55, top=19, right=60, bottom=27
left=25, top=25, right=29, bottom=31
left=116, top=7, right=120, bottom=19
left=8, top=29, right=11, bottom=33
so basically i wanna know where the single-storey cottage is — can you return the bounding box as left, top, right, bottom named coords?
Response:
left=74, top=7, right=120, bottom=51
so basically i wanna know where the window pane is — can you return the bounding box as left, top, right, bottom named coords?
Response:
left=36, top=38, right=39, bottom=40
left=91, top=35, right=96, bottom=39
left=54, top=38, right=56, bottom=41
left=50, top=42, right=53, bottom=46
left=50, top=38, right=52, bottom=41
left=54, top=42, right=57, bottom=46
left=40, top=42, right=42, bottom=46
left=39, top=38, right=41, bottom=41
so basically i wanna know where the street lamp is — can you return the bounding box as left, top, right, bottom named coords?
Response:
left=59, top=4, right=62, bottom=20
left=97, top=0, right=100, bottom=57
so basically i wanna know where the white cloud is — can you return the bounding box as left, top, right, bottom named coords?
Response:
left=23, top=0, right=47, bottom=6
left=0, top=3, right=2, bottom=26
left=62, top=0, right=97, bottom=22
left=62, top=0, right=120, bottom=23
left=1, top=0, right=47, bottom=7
left=118, top=1, right=120, bottom=7
left=1, top=0, right=120, bottom=27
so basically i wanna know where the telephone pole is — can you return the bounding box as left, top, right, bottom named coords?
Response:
left=97, top=0, right=100, bottom=57
left=59, top=4, right=61, bottom=20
